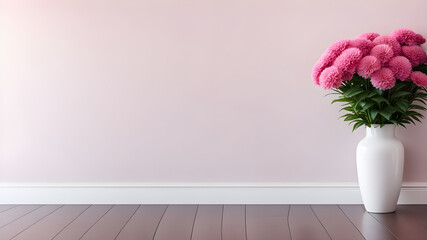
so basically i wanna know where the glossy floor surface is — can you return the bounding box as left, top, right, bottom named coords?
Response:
left=0, top=204, right=425, bottom=240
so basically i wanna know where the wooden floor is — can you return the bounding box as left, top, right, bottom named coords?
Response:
left=0, top=205, right=426, bottom=240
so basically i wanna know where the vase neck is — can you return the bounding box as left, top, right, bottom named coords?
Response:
left=366, top=125, right=396, bottom=137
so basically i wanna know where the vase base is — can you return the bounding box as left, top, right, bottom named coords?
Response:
left=365, top=208, right=396, bottom=213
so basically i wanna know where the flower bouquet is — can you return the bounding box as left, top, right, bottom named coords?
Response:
left=313, top=29, right=427, bottom=212
left=313, top=29, right=427, bottom=131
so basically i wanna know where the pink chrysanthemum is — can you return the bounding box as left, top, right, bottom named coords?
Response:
left=312, top=39, right=350, bottom=85
left=319, top=66, right=342, bottom=90
left=333, top=48, right=362, bottom=72
left=312, top=65, right=325, bottom=85
left=388, top=56, right=412, bottom=80
left=341, top=71, right=354, bottom=81
left=370, top=68, right=396, bottom=90
left=358, top=32, right=380, bottom=41
left=410, top=71, right=427, bottom=87
left=348, top=38, right=374, bottom=56
left=373, top=35, right=401, bottom=55
left=401, top=45, right=427, bottom=66
left=391, top=28, right=426, bottom=46
left=414, top=34, right=426, bottom=45
left=370, top=44, right=394, bottom=64
left=356, top=55, right=381, bottom=78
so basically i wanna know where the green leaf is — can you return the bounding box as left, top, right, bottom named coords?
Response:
left=413, top=99, right=427, bottom=105
left=372, top=97, right=390, bottom=105
left=324, top=74, right=427, bottom=130
left=395, top=100, right=409, bottom=113
left=409, top=104, right=427, bottom=111
left=343, top=88, right=365, bottom=98
left=344, top=114, right=360, bottom=121
left=355, top=92, right=369, bottom=106
left=370, top=109, right=379, bottom=120
left=352, top=121, right=365, bottom=132
left=361, top=102, right=375, bottom=111
left=404, top=117, right=416, bottom=125
left=379, top=112, right=392, bottom=120
left=410, top=115, right=422, bottom=123
left=390, top=83, right=408, bottom=92
left=379, top=106, right=396, bottom=120
left=367, top=91, right=378, bottom=98
left=331, top=98, right=349, bottom=104
left=407, top=110, right=424, bottom=118
left=391, top=91, right=411, bottom=99
left=340, top=106, right=354, bottom=112
left=414, top=92, right=427, bottom=99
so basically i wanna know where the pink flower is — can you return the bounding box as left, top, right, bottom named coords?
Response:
left=415, top=34, right=426, bottom=45
left=391, top=28, right=426, bottom=46
left=319, top=66, right=342, bottom=90
left=356, top=55, right=381, bottom=78
left=333, top=48, right=362, bottom=72
left=312, top=65, right=325, bottom=85
left=312, top=65, right=324, bottom=85
left=370, top=68, right=396, bottom=90
left=348, top=38, right=374, bottom=56
left=401, top=45, right=427, bottom=66
left=373, top=35, right=401, bottom=55
left=342, top=71, right=354, bottom=81
left=370, top=44, right=394, bottom=64
left=410, top=71, right=427, bottom=87
left=358, top=32, right=380, bottom=41
left=388, top=56, right=412, bottom=80
left=312, top=39, right=350, bottom=85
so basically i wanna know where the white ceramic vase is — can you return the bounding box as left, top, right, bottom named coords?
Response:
left=356, top=124, right=404, bottom=213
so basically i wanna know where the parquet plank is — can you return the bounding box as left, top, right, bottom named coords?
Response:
left=288, top=205, right=330, bottom=240
left=52, top=205, right=113, bottom=240
left=12, top=205, right=89, bottom=240
left=115, top=205, right=167, bottom=240
left=311, top=205, right=364, bottom=240
left=80, top=205, right=139, bottom=240
left=222, top=205, right=246, bottom=240
left=369, top=206, right=427, bottom=240
left=153, top=205, right=198, bottom=240
left=340, top=205, right=396, bottom=240
left=246, top=205, right=291, bottom=240
left=0, top=205, right=41, bottom=229
left=0, top=205, right=62, bottom=240
left=191, top=205, right=222, bottom=240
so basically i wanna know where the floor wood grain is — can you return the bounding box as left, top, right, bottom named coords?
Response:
left=369, top=206, right=427, bottom=240
left=288, top=205, right=330, bottom=240
left=153, top=205, right=198, bottom=240
left=395, top=205, right=427, bottom=230
left=246, top=205, right=291, bottom=240
left=221, top=205, right=246, bottom=240
left=311, top=205, right=365, bottom=240
left=0, top=204, right=424, bottom=240
left=52, top=205, right=113, bottom=240
left=339, top=205, right=397, bottom=240
left=115, top=205, right=167, bottom=240
left=191, top=205, right=223, bottom=240
left=0, top=205, right=62, bottom=240
left=80, top=205, right=139, bottom=240
left=12, top=205, right=89, bottom=240
left=0, top=205, right=41, bottom=229
left=0, top=206, right=17, bottom=214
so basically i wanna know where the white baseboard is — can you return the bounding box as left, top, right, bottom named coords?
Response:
left=0, top=182, right=426, bottom=204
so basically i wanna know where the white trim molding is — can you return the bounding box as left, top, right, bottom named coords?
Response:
left=0, top=182, right=426, bottom=204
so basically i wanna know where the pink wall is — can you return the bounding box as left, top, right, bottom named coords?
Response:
left=1, top=0, right=426, bottom=183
